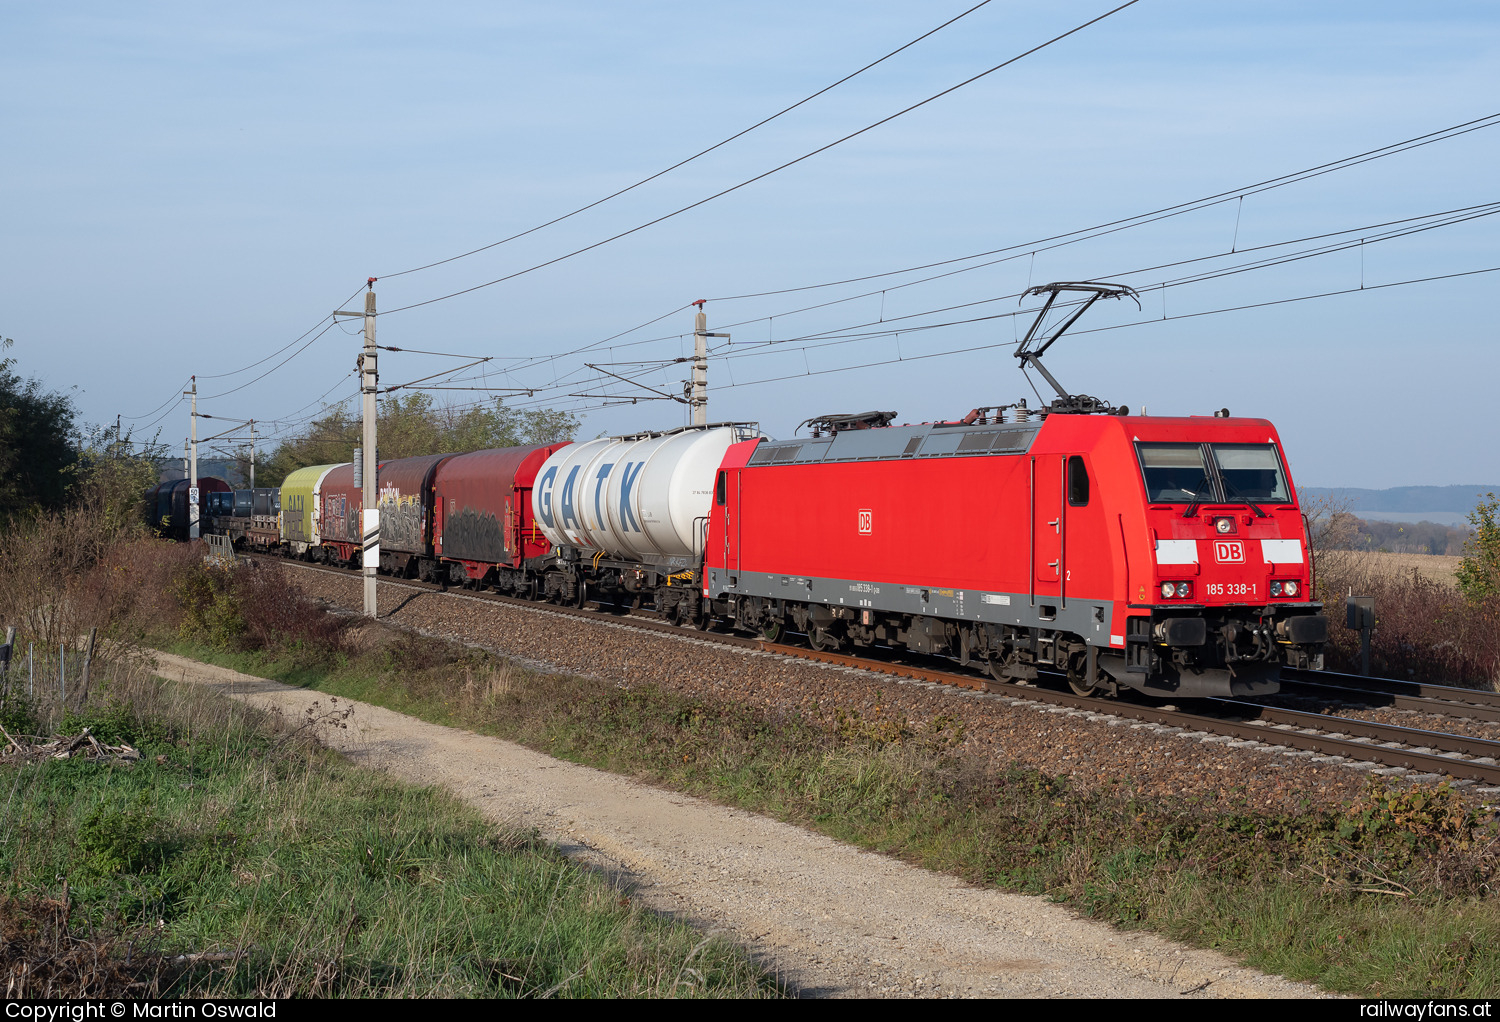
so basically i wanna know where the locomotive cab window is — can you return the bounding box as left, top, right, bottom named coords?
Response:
left=715, top=471, right=727, bottom=506
left=1136, top=443, right=1213, bottom=503
left=1209, top=444, right=1290, bottom=504
left=1067, top=456, right=1089, bottom=506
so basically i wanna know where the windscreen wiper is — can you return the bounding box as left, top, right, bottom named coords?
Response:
left=1221, top=479, right=1269, bottom=518
left=1181, top=479, right=1213, bottom=519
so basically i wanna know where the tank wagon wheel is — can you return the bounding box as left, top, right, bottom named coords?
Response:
left=573, top=582, right=589, bottom=610
left=760, top=620, right=783, bottom=643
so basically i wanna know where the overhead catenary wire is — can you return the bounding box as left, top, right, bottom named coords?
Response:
left=378, top=0, right=1144, bottom=317
left=119, top=378, right=191, bottom=421
left=464, top=111, right=1500, bottom=388
left=703, top=110, right=1500, bottom=303
left=668, top=265, right=1500, bottom=398
left=125, top=283, right=366, bottom=430
left=453, top=198, right=1500, bottom=403
left=201, top=320, right=341, bottom=400
left=205, top=114, right=1499, bottom=442
left=377, top=0, right=1000, bottom=281
left=708, top=199, right=1500, bottom=357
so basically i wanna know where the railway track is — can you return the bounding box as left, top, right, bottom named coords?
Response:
left=253, top=555, right=1500, bottom=788
left=1280, top=667, right=1500, bottom=723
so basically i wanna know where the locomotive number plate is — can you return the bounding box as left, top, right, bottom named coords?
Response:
left=1213, top=540, right=1245, bottom=563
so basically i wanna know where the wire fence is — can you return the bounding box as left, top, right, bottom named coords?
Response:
left=0, top=626, right=102, bottom=730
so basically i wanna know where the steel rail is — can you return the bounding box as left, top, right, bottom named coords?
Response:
left=258, top=556, right=1500, bottom=785
left=1274, top=676, right=1500, bottom=724
left=1206, top=699, right=1500, bottom=759
left=1282, top=666, right=1500, bottom=709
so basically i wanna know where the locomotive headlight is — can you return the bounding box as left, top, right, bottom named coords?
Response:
left=1284, top=580, right=1299, bottom=597
left=1176, top=581, right=1192, bottom=599
left=1215, top=517, right=1233, bottom=534
left=1161, top=582, right=1175, bottom=599
left=1270, top=581, right=1283, bottom=597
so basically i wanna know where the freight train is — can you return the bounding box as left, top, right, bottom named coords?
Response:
left=151, top=283, right=1330, bottom=698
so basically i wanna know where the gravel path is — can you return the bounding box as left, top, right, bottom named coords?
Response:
left=151, top=650, right=1322, bottom=999
left=284, top=565, right=1399, bottom=812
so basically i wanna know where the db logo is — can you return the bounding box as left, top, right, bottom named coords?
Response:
left=857, top=509, right=873, bottom=535
left=1214, top=540, right=1244, bottom=563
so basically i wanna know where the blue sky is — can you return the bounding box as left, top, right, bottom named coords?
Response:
left=2, top=1, right=1497, bottom=488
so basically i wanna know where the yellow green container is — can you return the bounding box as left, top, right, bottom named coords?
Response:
left=279, top=464, right=342, bottom=553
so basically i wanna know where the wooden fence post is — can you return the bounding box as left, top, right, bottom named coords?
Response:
left=0, top=626, right=14, bottom=701
left=77, top=627, right=98, bottom=708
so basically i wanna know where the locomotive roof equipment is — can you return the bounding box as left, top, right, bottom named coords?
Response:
left=1015, top=281, right=1140, bottom=417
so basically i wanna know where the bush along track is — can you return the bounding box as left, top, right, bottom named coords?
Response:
left=148, top=557, right=1500, bottom=998
left=0, top=661, right=778, bottom=998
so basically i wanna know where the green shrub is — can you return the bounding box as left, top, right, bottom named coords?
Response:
left=170, top=561, right=244, bottom=646
left=1456, top=492, right=1500, bottom=604
left=77, top=798, right=160, bottom=875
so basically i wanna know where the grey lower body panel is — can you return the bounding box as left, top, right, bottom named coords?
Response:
left=706, top=567, right=1116, bottom=648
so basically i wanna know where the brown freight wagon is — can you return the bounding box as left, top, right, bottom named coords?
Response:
left=317, top=455, right=453, bottom=579
left=431, top=443, right=571, bottom=592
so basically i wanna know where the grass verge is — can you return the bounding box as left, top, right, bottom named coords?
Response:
left=0, top=664, right=778, bottom=998
left=164, top=619, right=1500, bottom=999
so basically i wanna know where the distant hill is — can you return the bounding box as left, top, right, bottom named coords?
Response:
left=1300, top=485, right=1496, bottom=514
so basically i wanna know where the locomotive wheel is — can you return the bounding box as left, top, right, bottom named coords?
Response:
left=760, top=620, right=782, bottom=643
left=1065, top=651, right=1103, bottom=697
left=1067, top=674, right=1100, bottom=697
left=806, top=624, right=839, bottom=652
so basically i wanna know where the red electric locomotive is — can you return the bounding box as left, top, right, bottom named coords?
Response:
left=702, top=408, right=1326, bottom=697
left=695, top=283, right=1328, bottom=697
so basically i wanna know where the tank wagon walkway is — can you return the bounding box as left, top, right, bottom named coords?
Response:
left=152, top=651, right=1319, bottom=999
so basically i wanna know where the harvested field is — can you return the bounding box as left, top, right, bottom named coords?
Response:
left=1331, top=551, right=1464, bottom=588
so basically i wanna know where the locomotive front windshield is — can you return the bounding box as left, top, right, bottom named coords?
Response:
left=1137, top=443, right=1213, bottom=502
left=1209, top=444, right=1290, bottom=503
left=1137, top=442, right=1291, bottom=504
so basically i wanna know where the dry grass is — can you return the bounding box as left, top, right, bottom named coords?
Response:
left=1310, top=504, right=1499, bottom=688
left=172, top=622, right=1500, bottom=997
left=1340, top=551, right=1464, bottom=589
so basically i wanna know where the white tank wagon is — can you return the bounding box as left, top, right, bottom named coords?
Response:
left=531, top=425, right=757, bottom=563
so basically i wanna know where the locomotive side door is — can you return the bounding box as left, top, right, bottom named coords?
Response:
left=717, top=469, right=742, bottom=574
left=1031, top=455, right=1064, bottom=605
